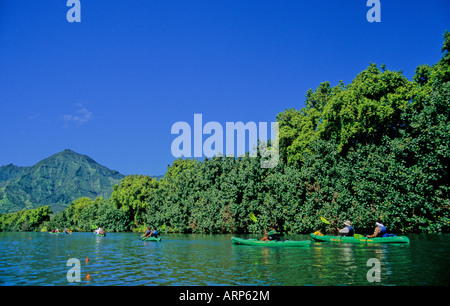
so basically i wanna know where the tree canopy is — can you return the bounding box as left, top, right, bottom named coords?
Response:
left=2, top=32, right=449, bottom=235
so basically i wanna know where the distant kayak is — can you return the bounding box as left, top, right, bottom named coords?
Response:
left=49, top=232, right=68, bottom=234
left=310, top=233, right=410, bottom=244
left=95, top=233, right=105, bottom=237
left=141, top=236, right=161, bottom=242
left=231, top=237, right=311, bottom=247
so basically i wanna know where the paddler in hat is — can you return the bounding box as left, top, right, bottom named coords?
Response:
left=337, top=220, right=354, bottom=237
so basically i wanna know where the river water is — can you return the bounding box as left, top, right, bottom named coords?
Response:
left=0, top=232, right=449, bottom=286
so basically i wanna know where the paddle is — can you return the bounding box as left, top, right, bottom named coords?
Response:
left=250, top=212, right=268, bottom=239
left=250, top=213, right=282, bottom=241
left=320, top=216, right=331, bottom=225
left=139, top=226, right=148, bottom=240
left=91, top=224, right=101, bottom=235
left=320, top=216, right=341, bottom=233
left=250, top=212, right=266, bottom=236
left=321, top=217, right=365, bottom=238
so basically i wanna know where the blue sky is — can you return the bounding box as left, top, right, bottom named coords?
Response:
left=0, top=1, right=449, bottom=176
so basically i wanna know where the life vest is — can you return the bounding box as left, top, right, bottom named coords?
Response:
left=377, top=225, right=387, bottom=237
left=338, top=226, right=354, bottom=237
left=343, top=226, right=354, bottom=236
left=267, top=230, right=282, bottom=241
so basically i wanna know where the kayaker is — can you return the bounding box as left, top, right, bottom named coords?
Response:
left=143, top=226, right=153, bottom=238
left=337, top=220, right=354, bottom=237
left=367, top=220, right=387, bottom=238
left=151, top=227, right=159, bottom=238
left=261, top=224, right=278, bottom=241
left=94, top=227, right=105, bottom=235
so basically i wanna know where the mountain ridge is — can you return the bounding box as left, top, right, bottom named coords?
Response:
left=0, top=149, right=126, bottom=214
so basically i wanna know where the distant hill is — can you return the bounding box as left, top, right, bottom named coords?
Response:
left=0, top=164, right=31, bottom=185
left=0, top=149, right=126, bottom=214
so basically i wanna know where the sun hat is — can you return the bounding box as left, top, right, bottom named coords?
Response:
left=344, top=220, right=352, bottom=226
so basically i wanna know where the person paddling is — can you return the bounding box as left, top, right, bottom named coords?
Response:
left=142, top=226, right=153, bottom=238
left=367, top=220, right=387, bottom=238
left=150, top=227, right=159, bottom=238
left=337, top=220, right=354, bottom=237
left=261, top=224, right=278, bottom=241
left=94, top=227, right=105, bottom=236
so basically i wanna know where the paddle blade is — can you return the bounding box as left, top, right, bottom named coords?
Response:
left=320, top=217, right=331, bottom=225
left=249, top=213, right=257, bottom=223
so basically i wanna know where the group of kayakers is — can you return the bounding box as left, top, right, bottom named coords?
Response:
left=142, top=226, right=159, bottom=239
left=94, top=226, right=159, bottom=238
left=50, top=226, right=159, bottom=238
left=50, top=228, right=71, bottom=234
left=53, top=220, right=389, bottom=240
left=337, top=220, right=390, bottom=238
left=260, top=220, right=390, bottom=241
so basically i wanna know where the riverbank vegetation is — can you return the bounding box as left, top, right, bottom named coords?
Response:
left=0, top=206, right=51, bottom=232
left=1, top=32, right=449, bottom=234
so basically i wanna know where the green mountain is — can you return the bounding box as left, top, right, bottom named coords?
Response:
left=0, top=149, right=125, bottom=214
left=0, top=164, right=31, bottom=185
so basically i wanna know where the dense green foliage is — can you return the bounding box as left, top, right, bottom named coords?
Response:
left=141, top=32, right=449, bottom=234
left=110, top=175, right=160, bottom=227
left=2, top=33, right=449, bottom=234
left=45, top=197, right=129, bottom=232
left=0, top=206, right=51, bottom=232
left=0, top=149, right=125, bottom=214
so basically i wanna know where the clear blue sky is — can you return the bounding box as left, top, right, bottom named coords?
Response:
left=0, top=1, right=449, bottom=176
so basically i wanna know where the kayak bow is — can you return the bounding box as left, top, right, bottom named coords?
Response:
left=141, top=236, right=162, bottom=242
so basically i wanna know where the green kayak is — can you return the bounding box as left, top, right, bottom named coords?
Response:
left=95, top=233, right=105, bottom=237
left=231, top=237, right=311, bottom=247
left=310, top=233, right=410, bottom=244
left=141, top=236, right=162, bottom=242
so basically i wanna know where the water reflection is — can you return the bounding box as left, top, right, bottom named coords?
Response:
left=309, top=240, right=415, bottom=285
left=0, top=233, right=449, bottom=286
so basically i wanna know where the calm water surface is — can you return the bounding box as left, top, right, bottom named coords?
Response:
left=0, top=232, right=449, bottom=286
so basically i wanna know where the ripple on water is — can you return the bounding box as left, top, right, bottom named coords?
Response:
left=1, top=233, right=450, bottom=285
